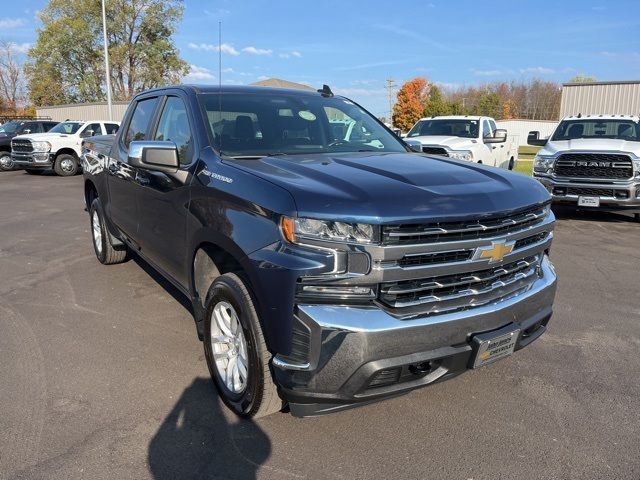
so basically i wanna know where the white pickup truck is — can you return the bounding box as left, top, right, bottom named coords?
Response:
left=11, top=120, right=120, bottom=176
left=405, top=115, right=518, bottom=169
left=528, top=114, right=640, bottom=220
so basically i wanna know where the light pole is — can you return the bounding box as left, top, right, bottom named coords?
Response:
left=101, top=0, right=113, bottom=120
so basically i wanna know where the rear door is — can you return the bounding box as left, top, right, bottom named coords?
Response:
left=106, top=96, right=160, bottom=240
left=135, top=93, right=196, bottom=286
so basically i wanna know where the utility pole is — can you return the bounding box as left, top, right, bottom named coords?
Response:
left=385, top=79, right=396, bottom=126
left=101, top=0, right=113, bottom=120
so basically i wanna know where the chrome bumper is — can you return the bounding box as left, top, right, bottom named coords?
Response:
left=275, top=255, right=557, bottom=416
left=11, top=152, right=53, bottom=167
left=534, top=174, right=640, bottom=209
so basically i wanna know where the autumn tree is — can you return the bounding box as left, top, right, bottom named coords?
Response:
left=392, top=77, right=429, bottom=131
left=27, top=0, right=189, bottom=105
left=569, top=74, right=597, bottom=83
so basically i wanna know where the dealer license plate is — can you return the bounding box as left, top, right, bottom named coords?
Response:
left=472, top=328, right=520, bottom=368
left=578, top=196, right=600, bottom=207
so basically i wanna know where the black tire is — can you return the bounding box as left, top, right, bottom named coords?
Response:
left=54, top=153, right=79, bottom=176
left=0, top=152, right=13, bottom=171
left=634, top=213, right=640, bottom=223
left=203, top=273, right=282, bottom=418
left=508, top=157, right=515, bottom=170
left=89, top=198, right=127, bottom=265
left=25, top=169, right=44, bottom=175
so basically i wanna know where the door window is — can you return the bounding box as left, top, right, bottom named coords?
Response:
left=105, top=123, right=119, bottom=135
left=81, top=123, right=102, bottom=138
left=123, top=97, right=159, bottom=148
left=482, top=120, right=492, bottom=138
left=154, top=96, right=193, bottom=165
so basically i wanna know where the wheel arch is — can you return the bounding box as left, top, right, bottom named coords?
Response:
left=84, top=179, right=98, bottom=209
left=55, top=148, right=79, bottom=159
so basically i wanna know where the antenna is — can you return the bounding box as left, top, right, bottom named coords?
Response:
left=218, top=21, right=223, bottom=155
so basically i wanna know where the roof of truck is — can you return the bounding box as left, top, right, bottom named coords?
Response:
left=143, top=84, right=331, bottom=98
left=417, top=115, right=485, bottom=121
left=560, top=114, right=639, bottom=122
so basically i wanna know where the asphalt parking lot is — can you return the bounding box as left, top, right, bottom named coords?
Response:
left=1, top=169, right=639, bottom=480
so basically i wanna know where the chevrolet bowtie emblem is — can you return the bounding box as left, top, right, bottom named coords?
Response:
left=473, top=240, right=515, bottom=263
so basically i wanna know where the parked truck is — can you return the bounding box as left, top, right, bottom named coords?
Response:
left=0, top=119, right=59, bottom=171
left=11, top=120, right=120, bottom=176
left=406, top=115, right=518, bottom=169
left=528, top=115, right=640, bottom=220
left=82, top=85, right=557, bottom=418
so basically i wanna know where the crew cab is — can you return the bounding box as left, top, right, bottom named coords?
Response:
left=11, top=120, right=120, bottom=176
left=82, top=85, right=557, bottom=418
left=0, top=119, right=58, bottom=171
left=529, top=115, right=640, bottom=220
left=406, top=115, right=518, bottom=169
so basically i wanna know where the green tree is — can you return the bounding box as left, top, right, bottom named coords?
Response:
left=27, top=0, right=189, bottom=105
left=476, top=92, right=502, bottom=119
left=423, top=85, right=449, bottom=117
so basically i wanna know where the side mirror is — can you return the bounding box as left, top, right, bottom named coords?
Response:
left=23, top=129, right=31, bottom=134
left=484, top=129, right=507, bottom=143
left=80, top=129, right=95, bottom=138
left=128, top=141, right=179, bottom=172
left=404, top=139, right=423, bottom=153
left=527, top=131, right=548, bottom=146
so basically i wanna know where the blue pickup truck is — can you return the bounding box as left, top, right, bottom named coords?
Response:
left=81, top=84, right=557, bottom=418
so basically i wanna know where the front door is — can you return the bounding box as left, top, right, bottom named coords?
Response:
left=135, top=95, right=196, bottom=287
left=106, top=96, right=160, bottom=239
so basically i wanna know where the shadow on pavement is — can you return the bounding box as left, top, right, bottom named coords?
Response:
left=132, top=254, right=194, bottom=316
left=552, top=205, right=639, bottom=224
left=148, top=378, right=271, bottom=480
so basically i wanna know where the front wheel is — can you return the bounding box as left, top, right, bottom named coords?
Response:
left=0, top=152, right=13, bottom=171
left=203, top=273, right=282, bottom=418
left=54, top=154, right=79, bottom=176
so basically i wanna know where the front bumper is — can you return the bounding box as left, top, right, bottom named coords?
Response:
left=11, top=152, right=54, bottom=168
left=534, top=174, right=640, bottom=212
left=274, top=255, right=557, bottom=417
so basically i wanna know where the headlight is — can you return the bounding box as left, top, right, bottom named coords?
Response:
left=31, top=141, right=52, bottom=152
left=633, top=159, right=640, bottom=177
left=448, top=150, right=473, bottom=161
left=281, top=217, right=376, bottom=244
left=533, top=154, right=555, bottom=173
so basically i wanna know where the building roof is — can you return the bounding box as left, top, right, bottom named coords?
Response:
left=250, top=78, right=315, bottom=91
left=562, top=80, right=640, bottom=87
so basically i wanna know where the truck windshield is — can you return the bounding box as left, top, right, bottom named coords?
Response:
left=552, top=119, right=640, bottom=141
left=0, top=121, right=22, bottom=134
left=199, top=93, right=407, bottom=157
left=407, top=119, right=479, bottom=139
left=49, top=122, right=83, bottom=134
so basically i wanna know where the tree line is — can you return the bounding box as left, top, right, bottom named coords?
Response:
left=391, top=76, right=570, bottom=132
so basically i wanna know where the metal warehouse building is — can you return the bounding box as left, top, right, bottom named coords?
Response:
left=35, top=101, right=130, bottom=122
left=560, top=80, right=640, bottom=117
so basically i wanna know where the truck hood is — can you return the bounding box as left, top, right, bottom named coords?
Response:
left=540, top=138, right=640, bottom=156
left=228, top=152, right=549, bottom=223
left=12, top=132, right=74, bottom=142
left=409, top=135, right=478, bottom=150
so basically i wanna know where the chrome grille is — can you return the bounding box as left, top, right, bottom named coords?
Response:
left=11, top=139, right=33, bottom=153
left=554, top=153, right=633, bottom=179
left=382, top=204, right=549, bottom=245
left=379, top=255, right=541, bottom=313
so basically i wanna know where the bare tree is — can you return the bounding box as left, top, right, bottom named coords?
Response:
left=0, top=41, right=26, bottom=113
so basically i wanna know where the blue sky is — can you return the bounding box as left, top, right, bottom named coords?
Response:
left=2, top=0, right=640, bottom=116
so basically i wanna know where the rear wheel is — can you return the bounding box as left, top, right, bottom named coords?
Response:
left=634, top=213, right=640, bottom=223
left=203, top=273, right=282, bottom=418
left=25, top=169, right=44, bottom=175
left=90, top=198, right=127, bottom=264
left=54, top=154, right=79, bottom=176
left=0, top=152, right=13, bottom=171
